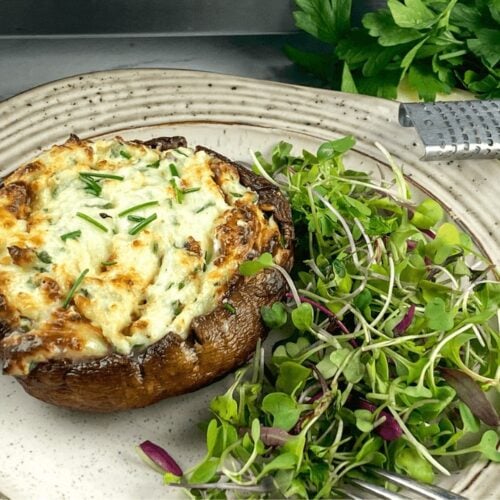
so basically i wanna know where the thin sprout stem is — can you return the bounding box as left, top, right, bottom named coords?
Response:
left=313, top=191, right=361, bottom=269
left=361, top=331, right=440, bottom=351
left=354, top=217, right=374, bottom=261
left=329, top=175, right=412, bottom=204
left=471, top=324, right=486, bottom=348
left=272, top=263, right=301, bottom=306
left=374, top=142, right=408, bottom=201
left=388, top=408, right=450, bottom=475
left=369, top=256, right=395, bottom=328
left=417, top=323, right=475, bottom=389
left=249, top=150, right=282, bottom=188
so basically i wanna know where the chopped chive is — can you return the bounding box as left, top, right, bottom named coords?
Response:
left=169, top=163, right=179, bottom=177
left=170, top=179, right=184, bottom=203
left=119, top=150, right=132, bottom=159
left=80, top=175, right=102, bottom=196
left=118, top=200, right=159, bottom=217
left=152, top=242, right=159, bottom=254
left=62, top=268, right=89, bottom=309
left=127, top=214, right=145, bottom=223
left=195, top=202, right=215, bottom=213
left=172, top=300, right=183, bottom=316
left=183, top=187, right=201, bottom=194
left=37, top=251, right=52, bottom=264
left=101, top=261, right=117, bottom=266
left=146, top=160, right=160, bottom=168
left=129, top=213, right=157, bottom=235
left=178, top=282, right=185, bottom=290
left=165, top=282, right=174, bottom=291
left=76, top=212, right=108, bottom=232
left=230, top=192, right=243, bottom=198
left=174, top=148, right=188, bottom=157
left=80, top=172, right=124, bottom=181
left=101, top=202, right=114, bottom=209
left=223, top=302, right=236, bottom=314
left=61, top=229, right=82, bottom=241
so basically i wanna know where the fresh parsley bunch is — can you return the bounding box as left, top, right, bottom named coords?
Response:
left=148, top=138, right=500, bottom=498
left=286, top=0, right=500, bottom=100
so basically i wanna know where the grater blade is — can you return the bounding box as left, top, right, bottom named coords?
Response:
left=399, top=100, right=500, bottom=161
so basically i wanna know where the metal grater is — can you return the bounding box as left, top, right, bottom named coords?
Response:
left=399, top=100, right=500, bottom=161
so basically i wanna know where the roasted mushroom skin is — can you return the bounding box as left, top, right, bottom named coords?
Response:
left=1, top=137, right=294, bottom=412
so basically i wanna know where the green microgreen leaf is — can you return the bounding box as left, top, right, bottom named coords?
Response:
left=261, top=302, right=288, bottom=329
left=411, top=198, right=444, bottom=229
left=291, top=303, right=314, bottom=331
left=239, top=253, right=274, bottom=276
left=424, top=297, right=455, bottom=331
left=262, top=393, right=302, bottom=431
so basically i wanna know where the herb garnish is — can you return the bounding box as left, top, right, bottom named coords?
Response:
left=127, top=215, right=145, bottom=223
left=170, top=179, right=184, bottom=204
left=119, top=150, right=132, bottom=159
left=101, top=261, right=117, bottom=266
left=79, top=172, right=123, bottom=197
left=61, top=229, right=82, bottom=241
left=62, top=268, right=89, bottom=308
left=160, top=137, right=500, bottom=496
left=169, top=163, right=180, bottom=177
left=80, top=172, right=124, bottom=181
left=286, top=0, right=500, bottom=100
left=195, top=202, right=215, bottom=213
left=128, top=213, right=157, bottom=235
left=76, top=212, right=108, bottom=232
left=223, top=302, right=236, bottom=314
left=118, top=201, right=159, bottom=217
left=183, top=187, right=201, bottom=194
left=36, top=251, right=52, bottom=264
left=146, top=160, right=160, bottom=169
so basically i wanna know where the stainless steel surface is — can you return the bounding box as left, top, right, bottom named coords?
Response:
left=1, top=0, right=296, bottom=37
left=348, top=478, right=409, bottom=500
left=399, top=101, right=500, bottom=161
left=373, top=469, right=468, bottom=500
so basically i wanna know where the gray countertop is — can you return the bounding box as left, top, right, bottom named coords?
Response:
left=0, top=35, right=318, bottom=101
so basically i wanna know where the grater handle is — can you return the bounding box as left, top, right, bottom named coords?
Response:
left=399, top=100, right=500, bottom=161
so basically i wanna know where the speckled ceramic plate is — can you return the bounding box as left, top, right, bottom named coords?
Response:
left=0, top=69, right=498, bottom=499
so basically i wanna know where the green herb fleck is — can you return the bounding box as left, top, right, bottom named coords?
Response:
left=76, top=212, right=108, bottom=232
left=62, top=268, right=89, bottom=308
left=118, top=200, right=159, bottom=217
left=101, top=261, right=117, bottom=266
left=223, top=302, right=236, bottom=314
left=195, top=202, right=215, bottom=213
left=36, top=251, right=52, bottom=264
left=146, top=160, right=160, bottom=168
left=119, top=150, right=132, bottom=159
left=169, top=163, right=180, bottom=177
left=128, top=213, right=157, bottom=235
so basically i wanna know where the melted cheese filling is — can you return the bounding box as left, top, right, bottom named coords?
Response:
left=0, top=138, right=279, bottom=375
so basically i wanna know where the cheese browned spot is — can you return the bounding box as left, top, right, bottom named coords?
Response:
left=0, top=137, right=284, bottom=375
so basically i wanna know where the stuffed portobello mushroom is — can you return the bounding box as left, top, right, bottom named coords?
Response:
left=0, top=135, right=294, bottom=412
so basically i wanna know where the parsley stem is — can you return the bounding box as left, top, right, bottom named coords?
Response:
left=62, top=268, right=89, bottom=308
left=129, top=213, right=157, bottom=235
left=76, top=212, right=108, bottom=232
left=119, top=201, right=159, bottom=217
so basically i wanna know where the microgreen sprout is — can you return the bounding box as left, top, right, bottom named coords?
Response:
left=137, top=137, right=500, bottom=497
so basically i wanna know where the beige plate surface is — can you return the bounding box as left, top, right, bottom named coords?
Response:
left=0, top=69, right=498, bottom=499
